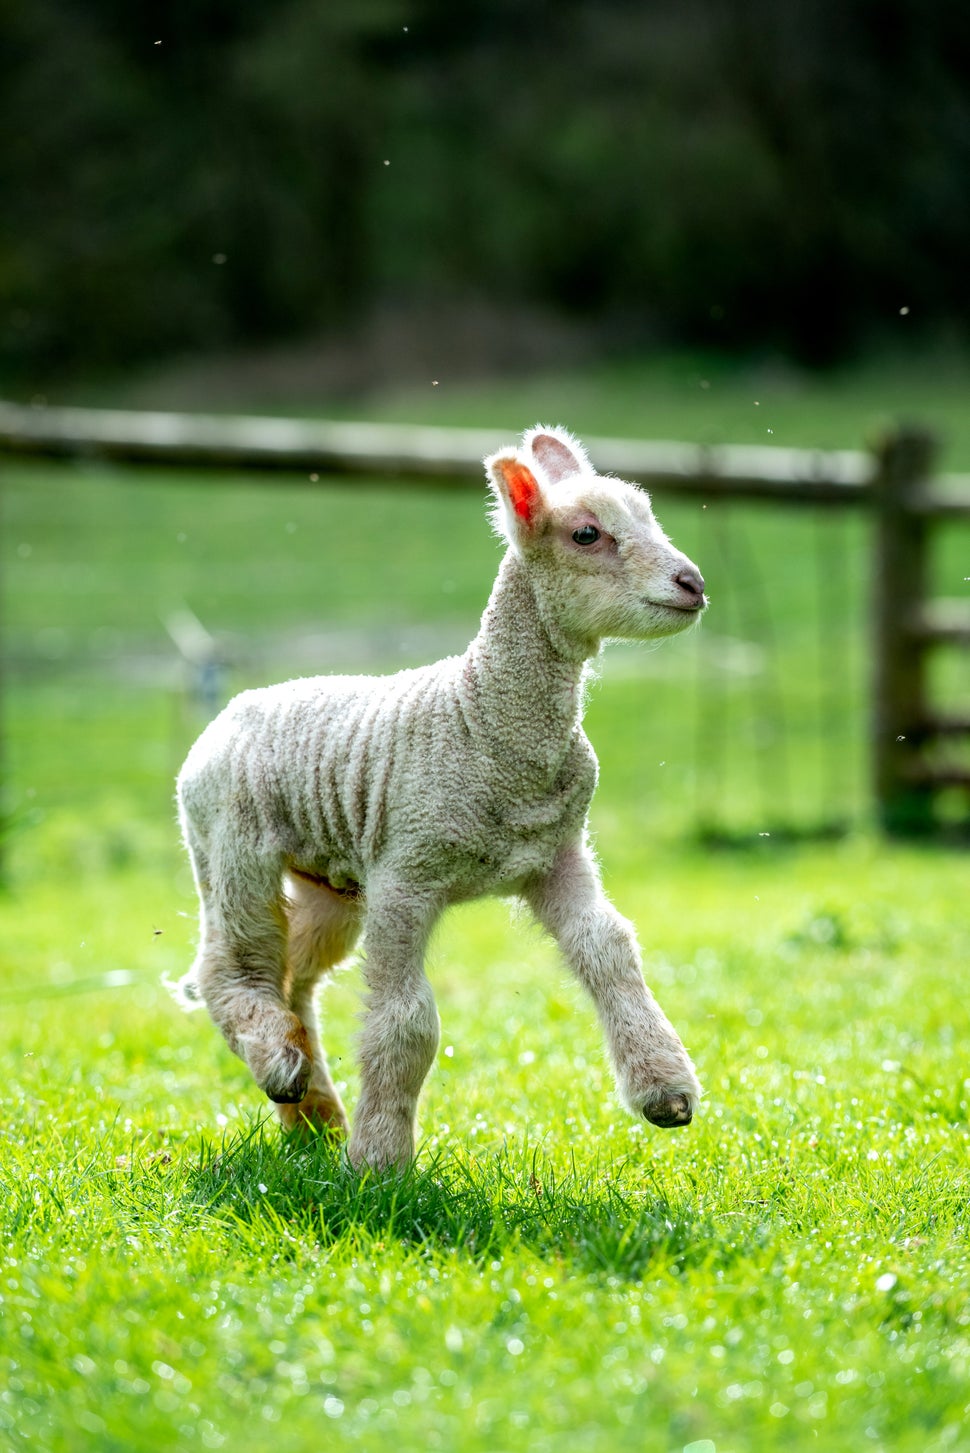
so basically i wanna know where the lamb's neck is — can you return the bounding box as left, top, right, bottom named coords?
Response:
left=460, top=550, right=595, bottom=781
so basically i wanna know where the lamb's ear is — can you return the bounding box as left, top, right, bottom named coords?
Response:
left=524, top=425, right=591, bottom=485
left=485, top=451, right=546, bottom=540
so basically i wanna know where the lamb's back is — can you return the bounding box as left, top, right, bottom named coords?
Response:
left=177, top=659, right=465, bottom=879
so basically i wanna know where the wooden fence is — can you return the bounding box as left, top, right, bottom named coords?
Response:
left=2, top=400, right=969, bottom=836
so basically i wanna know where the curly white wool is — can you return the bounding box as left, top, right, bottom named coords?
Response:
left=173, top=425, right=707, bottom=1169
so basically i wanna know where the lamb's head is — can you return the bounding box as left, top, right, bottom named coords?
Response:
left=486, top=425, right=706, bottom=654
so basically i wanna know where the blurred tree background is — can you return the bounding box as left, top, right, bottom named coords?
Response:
left=2, top=0, right=969, bottom=390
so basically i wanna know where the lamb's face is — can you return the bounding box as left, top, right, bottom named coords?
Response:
left=533, top=474, right=706, bottom=643
left=486, top=426, right=707, bottom=650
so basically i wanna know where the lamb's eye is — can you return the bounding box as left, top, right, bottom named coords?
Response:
left=572, top=525, right=600, bottom=546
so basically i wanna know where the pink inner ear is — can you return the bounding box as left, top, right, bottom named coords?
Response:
left=497, top=458, right=542, bottom=525
left=531, top=433, right=581, bottom=484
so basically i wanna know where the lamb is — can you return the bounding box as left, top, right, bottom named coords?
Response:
left=173, top=425, right=707, bottom=1170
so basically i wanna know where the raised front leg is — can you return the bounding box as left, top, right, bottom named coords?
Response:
left=524, top=839, right=701, bottom=1127
left=179, top=836, right=314, bottom=1107
left=348, top=881, right=442, bottom=1172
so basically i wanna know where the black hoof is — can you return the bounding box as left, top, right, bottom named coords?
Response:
left=644, top=1093, right=693, bottom=1128
left=266, top=1085, right=308, bottom=1105
left=263, top=1051, right=312, bottom=1105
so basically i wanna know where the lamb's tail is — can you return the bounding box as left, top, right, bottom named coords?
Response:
left=162, top=967, right=205, bottom=1011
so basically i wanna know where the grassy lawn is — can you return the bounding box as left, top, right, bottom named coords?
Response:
left=2, top=350, right=969, bottom=1450
left=328, top=345, right=970, bottom=468
left=2, top=842, right=969, bottom=1452
left=96, top=337, right=970, bottom=467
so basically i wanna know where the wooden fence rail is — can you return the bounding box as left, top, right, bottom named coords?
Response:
left=2, top=400, right=969, bottom=836
left=0, top=400, right=874, bottom=503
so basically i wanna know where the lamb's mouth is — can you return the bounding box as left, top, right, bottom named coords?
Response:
left=644, top=597, right=707, bottom=615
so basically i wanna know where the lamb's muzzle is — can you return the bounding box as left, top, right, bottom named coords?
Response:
left=173, top=423, right=706, bottom=1170
left=674, top=565, right=706, bottom=606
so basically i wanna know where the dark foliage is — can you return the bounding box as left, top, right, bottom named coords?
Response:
left=2, top=0, right=969, bottom=380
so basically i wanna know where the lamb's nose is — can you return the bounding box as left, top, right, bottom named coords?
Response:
left=675, top=565, right=706, bottom=606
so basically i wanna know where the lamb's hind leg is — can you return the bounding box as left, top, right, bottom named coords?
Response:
left=185, top=842, right=314, bottom=1106
left=276, top=872, right=363, bottom=1137
left=524, top=838, right=702, bottom=1128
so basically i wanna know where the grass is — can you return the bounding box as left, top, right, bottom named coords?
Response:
left=91, top=334, right=970, bottom=467
left=2, top=347, right=970, bottom=1451
left=2, top=844, right=969, bottom=1452
left=331, top=345, right=970, bottom=469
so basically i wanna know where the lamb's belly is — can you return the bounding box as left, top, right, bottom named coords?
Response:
left=284, top=807, right=367, bottom=883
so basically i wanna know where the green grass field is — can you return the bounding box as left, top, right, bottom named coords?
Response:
left=2, top=351, right=969, bottom=1451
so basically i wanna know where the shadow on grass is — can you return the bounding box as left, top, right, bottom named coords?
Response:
left=181, top=1121, right=764, bottom=1280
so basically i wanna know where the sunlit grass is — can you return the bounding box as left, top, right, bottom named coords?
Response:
left=2, top=840, right=968, bottom=1452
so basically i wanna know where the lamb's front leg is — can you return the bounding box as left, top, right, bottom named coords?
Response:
left=348, top=883, right=442, bottom=1172
left=524, top=839, right=701, bottom=1128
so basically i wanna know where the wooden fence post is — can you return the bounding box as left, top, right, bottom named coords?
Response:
left=872, top=427, right=938, bottom=835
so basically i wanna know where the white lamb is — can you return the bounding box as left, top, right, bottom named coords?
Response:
left=174, top=425, right=706, bottom=1170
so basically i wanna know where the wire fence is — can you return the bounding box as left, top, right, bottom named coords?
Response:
left=2, top=402, right=968, bottom=840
